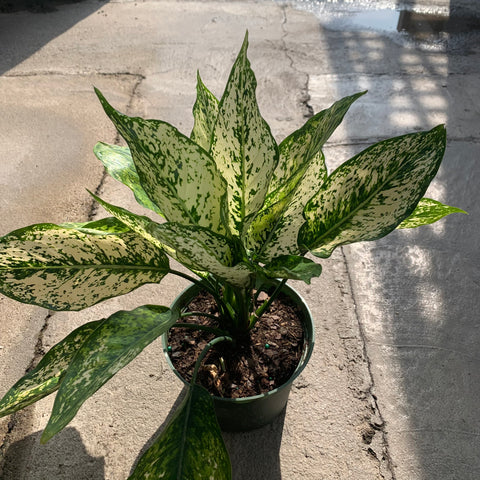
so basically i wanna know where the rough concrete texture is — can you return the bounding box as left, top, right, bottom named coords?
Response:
left=0, top=0, right=478, bottom=479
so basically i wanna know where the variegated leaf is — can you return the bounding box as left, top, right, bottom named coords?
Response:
left=95, top=89, right=229, bottom=236
left=0, top=222, right=169, bottom=310
left=190, top=72, right=219, bottom=151
left=93, top=142, right=163, bottom=215
left=90, top=192, right=166, bottom=251
left=41, top=305, right=176, bottom=443
left=129, top=383, right=231, bottom=480
left=0, top=320, right=102, bottom=417
left=151, top=223, right=253, bottom=288
left=209, top=32, right=278, bottom=236
left=248, top=151, right=326, bottom=260
left=60, top=217, right=131, bottom=235
left=267, top=91, right=366, bottom=200
left=300, top=125, right=447, bottom=258
left=249, top=93, right=366, bottom=259
left=397, top=197, right=467, bottom=229
left=90, top=192, right=207, bottom=277
left=262, top=255, right=322, bottom=284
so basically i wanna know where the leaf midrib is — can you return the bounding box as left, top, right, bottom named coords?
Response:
left=1, top=264, right=169, bottom=272
left=303, top=141, right=432, bottom=250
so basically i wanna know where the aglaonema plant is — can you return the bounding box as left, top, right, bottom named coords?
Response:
left=0, top=32, right=465, bottom=479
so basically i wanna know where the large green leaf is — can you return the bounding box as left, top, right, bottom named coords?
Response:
left=250, top=92, right=366, bottom=259
left=93, top=142, right=163, bottom=216
left=95, top=89, right=229, bottom=236
left=0, top=222, right=169, bottom=310
left=247, top=151, right=326, bottom=260
left=41, top=305, right=176, bottom=443
left=209, top=32, right=279, bottom=236
left=300, top=125, right=447, bottom=258
left=90, top=192, right=168, bottom=252
left=397, top=197, right=466, bottom=228
left=91, top=191, right=252, bottom=287
left=151, top=223, right=253, bottom=288
left=267, top=91, right=366, bottom=201
left=262, top=255, right=322, bottom=284
left=129, top=384, right=231, bottom=480
left=0, top=320, right=102, bottom=417
left=190, top=72, right=219, bottom=151
left=60, top=217, right=131, bottom=235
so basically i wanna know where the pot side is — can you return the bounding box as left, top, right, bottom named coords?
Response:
left=162, top=283, right=315, bottom=432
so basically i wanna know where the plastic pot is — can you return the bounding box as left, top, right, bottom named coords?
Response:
left=162, top=283, right=315, bottom=432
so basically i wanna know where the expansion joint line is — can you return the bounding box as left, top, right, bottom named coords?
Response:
left=340, top=246, right=397, bottom=480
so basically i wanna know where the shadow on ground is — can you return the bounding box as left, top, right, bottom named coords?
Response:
left=1, top=427, right=105, bottom=479
left=0, top=0, right=107, bottom=75
left=314, top=0, right=480, bottom=477
left=129, top=388, right=285, bottom=480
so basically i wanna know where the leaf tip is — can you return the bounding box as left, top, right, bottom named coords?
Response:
left=40, top=430, right=52, bottom=445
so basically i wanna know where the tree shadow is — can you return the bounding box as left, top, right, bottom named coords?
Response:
left=0, top=0, right=107, bottom=75
left=1, top=427, right=105, bottom=479
left=310, top=0, right=480, bottom=478
left=129, top=388, right=285, bottom=480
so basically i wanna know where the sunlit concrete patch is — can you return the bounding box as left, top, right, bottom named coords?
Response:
left=309, top=74, right=449, bottom=143
left=273, top=0, right=480, bottom=52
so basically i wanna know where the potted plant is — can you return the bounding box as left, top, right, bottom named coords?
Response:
left=0, top=32, right=465, bottom=478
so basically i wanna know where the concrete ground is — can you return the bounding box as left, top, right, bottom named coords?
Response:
left=0, top=1, right=478, bottom=479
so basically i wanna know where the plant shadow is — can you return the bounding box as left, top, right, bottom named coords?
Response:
left=130, top=387, right=285, bottom=480
left=1, top=426, right=105, bottom=479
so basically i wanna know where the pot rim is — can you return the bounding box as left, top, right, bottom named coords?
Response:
left=162, top=282, right=315, bottom=404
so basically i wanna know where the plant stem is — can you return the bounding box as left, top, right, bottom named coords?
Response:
left=191, top=336, right=234, bottom=386
left=169, top=268, right=231, bottom=322
left=249, top=279, right=288, bottom=329
left=173, top=321, right=227, bottom=337
left=180, top=311, right=219, bottom=321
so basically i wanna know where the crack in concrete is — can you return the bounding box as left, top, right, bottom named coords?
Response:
left=3, top=71, right=145, bottom=79
left=280, top=5, right=314, bottom=119
left=0, top=72, right=145, bottom=474
left=340, top=247, right=397, bottom=480
left=281, top=4, right=394, bottom=478
left=0, top=310, right=52, bottom=475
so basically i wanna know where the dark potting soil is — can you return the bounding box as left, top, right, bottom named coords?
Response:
left=167, top=290, right=305, bottom=398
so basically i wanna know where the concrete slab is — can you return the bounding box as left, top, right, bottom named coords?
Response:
left=0, top=1, right=389, bottom=479
left=0, top=0, right=478, bottom=479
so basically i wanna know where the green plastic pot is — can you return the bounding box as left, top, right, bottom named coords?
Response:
left=162, top=282, right=315, bottom=432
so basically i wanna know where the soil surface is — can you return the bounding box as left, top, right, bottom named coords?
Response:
left=167, top=290, right=305, bottom=398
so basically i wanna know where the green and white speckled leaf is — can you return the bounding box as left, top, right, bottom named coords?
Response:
left=210, top=32, right=278, bottom=236
left=397, top=197, right=467, bottom=228
left=0, top=222, right=169, bottom=310
left=90, top=193, right=208, bottom=277
left=262, top=255, right=322, bottom=284
left=93, top=142, right=163, bottom=215
left=249, top=93, right=366, bottom=259
left=41, top=305, right=176, bottom=443
left=151, top=223, right=253, bottom=288
left=190, top=72, right=219, bottom=151
left=0, top=320, right=101, bottom=417
left=129, top=384, right=231, bottom=480
left=300, top=125, right=447, bottom=258
left=90, top=193, right=166, bottom=251
left=95, top=89, right=229, bottom=236
left=268, top=91, right=366, bottom=200
left=247, top=151, right=326, bottom=260
left=60, top=217, right=131, bottom=235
